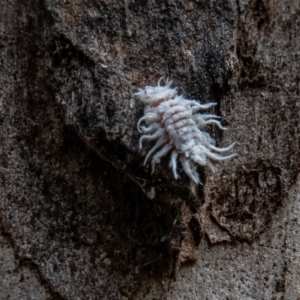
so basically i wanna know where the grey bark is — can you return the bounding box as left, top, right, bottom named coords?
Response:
left=0, top=0, right=299, bottom=299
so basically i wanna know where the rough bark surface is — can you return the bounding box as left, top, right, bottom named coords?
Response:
left=0, top=0, right=299, bottom=299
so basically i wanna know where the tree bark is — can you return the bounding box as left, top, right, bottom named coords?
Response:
left=0, top=0, right=299, bottom=299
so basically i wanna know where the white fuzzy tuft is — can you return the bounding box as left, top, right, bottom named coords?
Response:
left=133, top=78, right=177, bottom=105
left=135, top=78, right=236, bottom=184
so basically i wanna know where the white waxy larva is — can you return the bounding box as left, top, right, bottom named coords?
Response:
left=135, top=79, right=236, bottom=184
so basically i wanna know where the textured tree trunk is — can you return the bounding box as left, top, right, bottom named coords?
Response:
left=0, top=0, right=300, bottom=299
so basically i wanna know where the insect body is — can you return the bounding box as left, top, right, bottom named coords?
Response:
left=135, top=79, right=236, bottom=184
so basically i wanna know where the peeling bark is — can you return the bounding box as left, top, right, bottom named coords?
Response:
left=0, top=0, right=300, bottom=299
